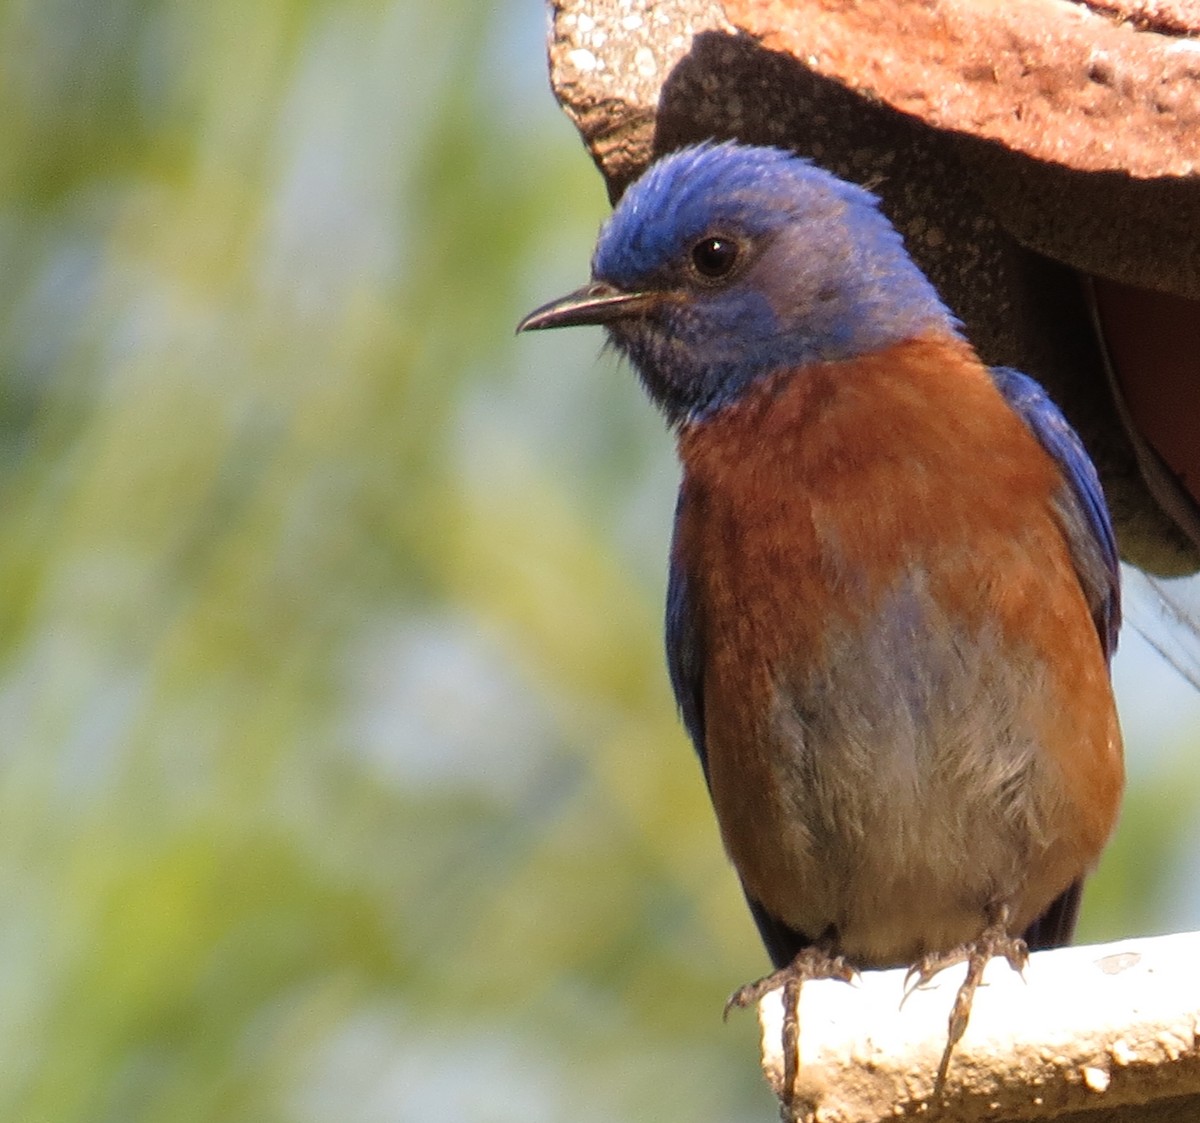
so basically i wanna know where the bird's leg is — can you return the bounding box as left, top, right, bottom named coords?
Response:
left=779, top=975, right=801, bottom=1121
left=725, top=942, right=857, bottom=1114
left=902, top=903, right=1029, bottom=1098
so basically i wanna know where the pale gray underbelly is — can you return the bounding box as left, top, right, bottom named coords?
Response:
left=715, top=583, right=1072, bottom=965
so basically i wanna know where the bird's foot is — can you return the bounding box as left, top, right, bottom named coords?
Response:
left=902, top=904, right=1028, bottom=1099
left=726, top=948, right=857, bottom=1119
left=725, top=946, right=857, bottom=1018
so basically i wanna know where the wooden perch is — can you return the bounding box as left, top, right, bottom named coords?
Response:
left=755, top=931, right=1200, bottom=1121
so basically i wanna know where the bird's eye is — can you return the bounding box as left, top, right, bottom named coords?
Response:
left=691, top=236, right=739, bottom=279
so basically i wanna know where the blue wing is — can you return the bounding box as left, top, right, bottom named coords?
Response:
left=665, top=485, right=708, bottom=780
left=990, top=366, right=1121, bottom=661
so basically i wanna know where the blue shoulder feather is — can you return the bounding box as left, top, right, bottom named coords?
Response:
left=990, top=366, right=1121, bottom=660
left=665, top=487, right=708, bottom=779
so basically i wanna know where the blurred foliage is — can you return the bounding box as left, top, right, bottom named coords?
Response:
left=0, top=1, right=1196, bottom=1121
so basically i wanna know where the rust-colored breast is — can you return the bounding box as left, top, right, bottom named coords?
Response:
left=673, top=334, right=1122, bottom=957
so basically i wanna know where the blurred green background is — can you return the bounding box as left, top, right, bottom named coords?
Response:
left=2, top=1, right=1199, bottom=1120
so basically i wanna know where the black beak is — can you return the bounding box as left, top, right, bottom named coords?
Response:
left=516, top=282, right=659, bottom=333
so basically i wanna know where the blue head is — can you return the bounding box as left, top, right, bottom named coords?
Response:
left=519, top=142, right=957, bottom=425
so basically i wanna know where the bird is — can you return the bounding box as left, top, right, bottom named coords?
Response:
left=517, top=142, right=1123, bottom=1104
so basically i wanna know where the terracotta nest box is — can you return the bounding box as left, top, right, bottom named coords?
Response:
left=543, top=0, right=1200, bottom=576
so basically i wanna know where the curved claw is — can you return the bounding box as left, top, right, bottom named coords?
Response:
left=901, top=947, right=969, bottom=1009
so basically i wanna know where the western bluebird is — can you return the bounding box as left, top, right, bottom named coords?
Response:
left=518, top=143, right=1123, bottom=1101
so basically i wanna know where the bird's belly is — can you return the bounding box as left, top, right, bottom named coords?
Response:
left=704, top=584, right=1088, bottom=967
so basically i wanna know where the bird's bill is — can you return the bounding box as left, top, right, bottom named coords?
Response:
left=516, top=282, right=658, bottom=332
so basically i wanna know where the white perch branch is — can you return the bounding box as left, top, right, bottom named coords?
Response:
left=757, top=931, right=1200, bottom=1121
